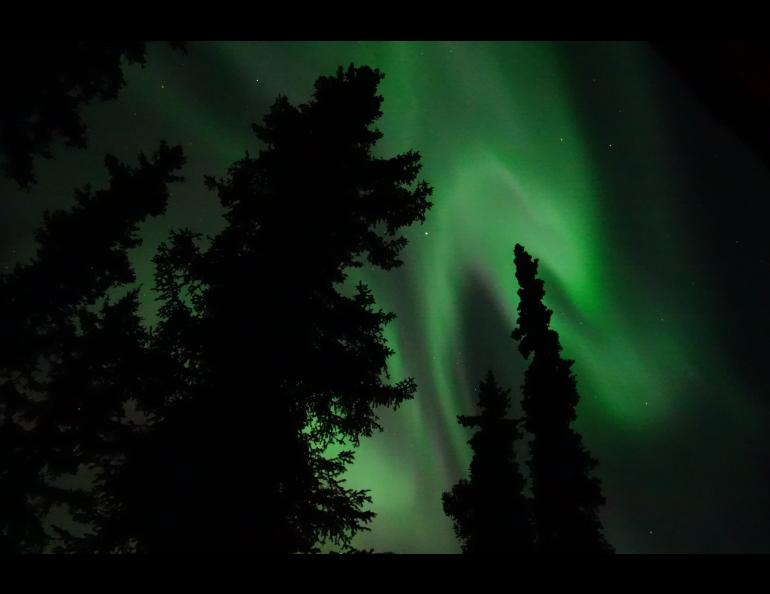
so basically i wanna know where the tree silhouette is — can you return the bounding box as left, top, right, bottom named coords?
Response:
left=511, top=244, right=613, bottom=553
left=74, top=64, right=433, bottom=553
left=442, top=370, right=534, bottom=554
left=0, top=41, right=185, bottom=188
left=0, top=142, right=185, bottom=552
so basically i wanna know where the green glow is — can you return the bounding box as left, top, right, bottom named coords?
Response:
left=15, top=41, right=737, bottom=552
left=343, top=42, right=622, bottom=551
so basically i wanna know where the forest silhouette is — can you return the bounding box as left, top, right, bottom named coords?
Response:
left=0, top=43, right=611, bottom=554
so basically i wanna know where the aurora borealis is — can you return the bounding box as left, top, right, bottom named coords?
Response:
left=4, top=41, right=770, bottom=553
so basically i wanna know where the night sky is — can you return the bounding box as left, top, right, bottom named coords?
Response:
left=3, top=41, right=770, bottom=553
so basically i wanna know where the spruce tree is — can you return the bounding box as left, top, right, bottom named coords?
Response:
left=83, top=64, right=433, bottom=553
left=442, top=370, right=533, bottom=554
left=0, top=142, right=185, bottom=552
left=1, top=64, right=431, bottom=554
left=511, top=244, right=613, bottom=553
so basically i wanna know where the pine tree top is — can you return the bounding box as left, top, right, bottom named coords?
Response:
left=511, top=243, right=564, bottom=361
left=510, top=243, right=614, bottom=554
left=442, top=369, right=533, bottom=554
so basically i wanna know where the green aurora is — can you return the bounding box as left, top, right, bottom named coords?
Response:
left=4, top=41, right=770, bottom=552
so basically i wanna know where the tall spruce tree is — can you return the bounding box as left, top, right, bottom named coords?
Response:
left=79, top=64, right=433, bottom=553
left=442, top=370, right=533, bottom=554
left=0, top=143, right=186, bottom=552
left=511, top=243, right=613, bottom=553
